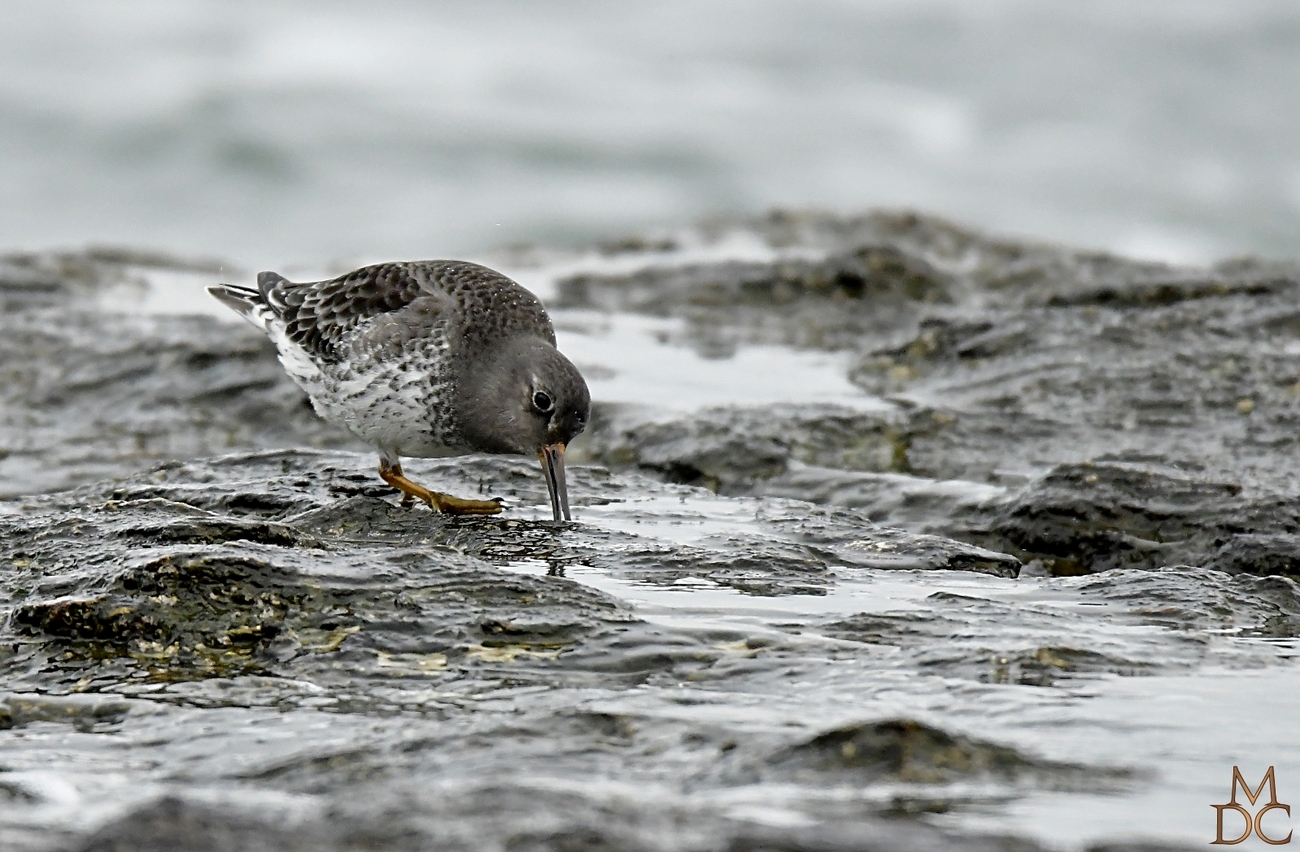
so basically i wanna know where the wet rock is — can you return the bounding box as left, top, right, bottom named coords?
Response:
left=557, top=209, right=1299, bottom=345
left=556, top=238, right=958, bottom=351
left=12, top=549, right=360, bottom=678
left=754, top=466, right=1005, bottom=535
left=0, top=446, right=1059, bottom=851
left=832, top=253, right=1300, bottom=576
left=761, top=718, right=1101, bottom=786
left=552, top=212, right=1300, bottom=579
left=0, top=250, right=363, bottom=499
left=848, top=290, right=1300, bottom=491
left=708, top=717, right=1132, bottom=821
left=721, top=825, right=1047, bottom=852
left=78, top=785, right=1063, bottom=852
left=558, top=245, right=955, bottom=314
left=0, top=694, right=130, bottom=732
left=973, top=645, right=1153, bottom=687
left=821, top=610, right=1156, bottom=687
left=0, top=223, right=1290, bottom=851
left=1073, top=568, right=1300, bottom=637
left=965, top=462, right=1244, bottom=575
left=75, top=796, right=424, bottom=852
left=12, top=230, right=1300, bottom=580
left=0, top=449, right=1019, bottom=695
left=797, top=565, right=1299, bottom=688
left=768, top=502, right=1020, bottom=577
left=1208, top=533, right=1300, bottom=580
left=573, top=403, right=911, bottom=493
left=956, top=461, right=1300, bottom=578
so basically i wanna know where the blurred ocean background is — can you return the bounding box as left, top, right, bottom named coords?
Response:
left=2, top=0, right=1299, bottom=268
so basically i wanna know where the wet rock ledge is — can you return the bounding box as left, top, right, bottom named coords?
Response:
left=558, top=210, right=1300, bottom=579
left=1, top=213, right=1291, bottom=851
left=0, top=450, right=1020, bottom=695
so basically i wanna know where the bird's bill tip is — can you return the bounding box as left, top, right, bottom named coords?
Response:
left=539, top=443, right=570, bottom=522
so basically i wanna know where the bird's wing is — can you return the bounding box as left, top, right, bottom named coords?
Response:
left=259, top=262, right=444, bottom=363
left=258, top=260, right=554, bottom=363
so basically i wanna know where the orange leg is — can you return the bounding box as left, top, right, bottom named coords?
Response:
left=378, top=460, right=501, bottom=515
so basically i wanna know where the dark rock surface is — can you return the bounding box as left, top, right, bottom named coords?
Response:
left=0, top=452, right=1122, bottom=851
left=0, top=451, right=1023, bottom=696
left=0, top=250, right=362, bottom=498
left=560, top=210, right=1300, bottom=579
left=2, top=214, right=1287, bottom=850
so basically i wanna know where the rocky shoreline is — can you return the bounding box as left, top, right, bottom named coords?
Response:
left=1, top=212, right=1296, bottom=850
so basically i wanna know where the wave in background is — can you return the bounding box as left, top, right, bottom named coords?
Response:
left=2, top=0, right=1299, bottom=267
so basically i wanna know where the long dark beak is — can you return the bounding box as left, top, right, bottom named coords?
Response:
left=539, top=443, right=570, bottom=522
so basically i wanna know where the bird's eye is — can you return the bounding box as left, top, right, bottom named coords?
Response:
left=532, top=390, right=554, bottom=413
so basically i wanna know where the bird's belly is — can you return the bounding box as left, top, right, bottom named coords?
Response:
left=306, top=364, right=462, bottom=458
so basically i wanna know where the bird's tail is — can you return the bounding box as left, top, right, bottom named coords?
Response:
left=208, top=270, right=293, bottom=324
left=206, top=283, right=262, bottom=319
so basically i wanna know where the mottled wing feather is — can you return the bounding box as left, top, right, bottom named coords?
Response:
left=260, top=264, right=428, bottom=362
left=256, top=260, right=554, bottom=363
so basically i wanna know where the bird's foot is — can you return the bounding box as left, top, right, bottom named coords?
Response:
left=428, top=492, right=503, bottom=515
left=379, top=462, right=502, bottom=515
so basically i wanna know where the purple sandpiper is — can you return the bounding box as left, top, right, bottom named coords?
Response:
left=209, top=260, right=590, bottom=521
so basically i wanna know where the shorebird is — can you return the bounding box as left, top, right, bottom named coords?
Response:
left=209, top=260, right=590, bottom=521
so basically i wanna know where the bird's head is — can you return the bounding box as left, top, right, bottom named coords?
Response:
left=455, top=336, right=590, bottom=521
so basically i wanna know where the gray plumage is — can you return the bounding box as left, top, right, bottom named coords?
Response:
left=209, top=260, right=590, bottom=520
